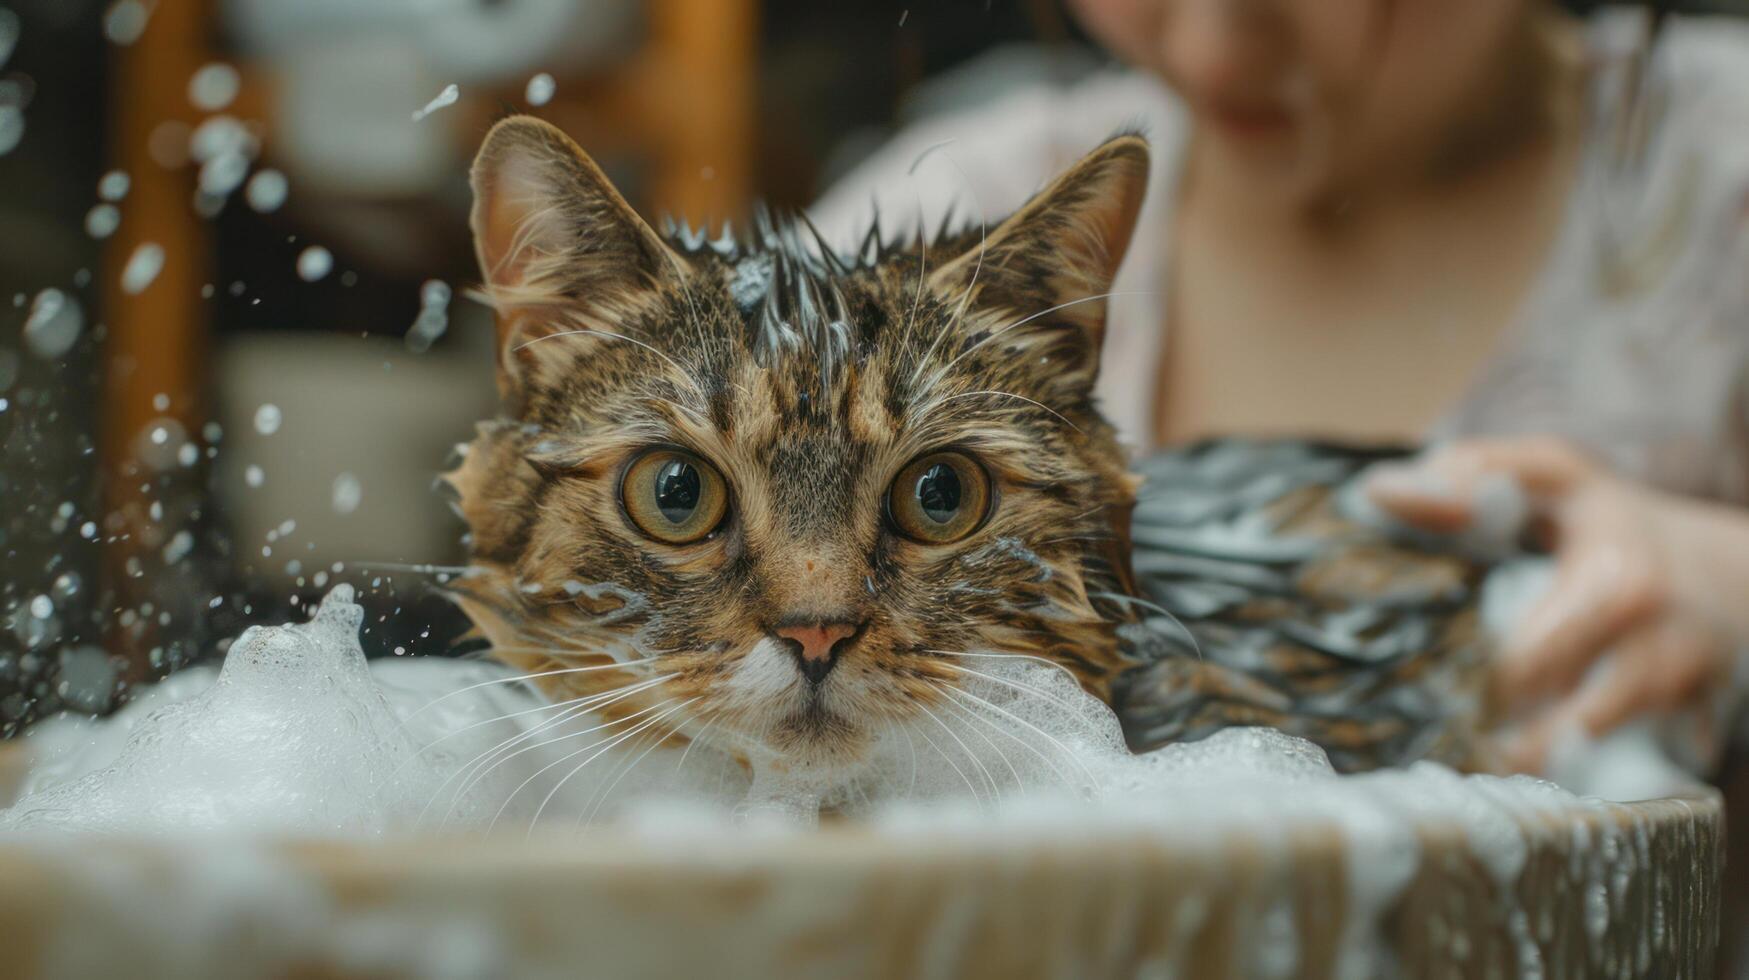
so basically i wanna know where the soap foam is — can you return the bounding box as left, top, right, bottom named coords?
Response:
left=2, top=586, right=1689, bottom=978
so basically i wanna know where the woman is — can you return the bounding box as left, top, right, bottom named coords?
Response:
left=814, top=0, right=1749, bottom=773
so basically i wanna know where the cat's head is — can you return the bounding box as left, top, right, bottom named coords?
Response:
left=447, top=117, right=1148, bottom=771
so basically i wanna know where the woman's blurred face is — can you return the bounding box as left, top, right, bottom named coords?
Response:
left=1071, top=0, right=1530, bottom=198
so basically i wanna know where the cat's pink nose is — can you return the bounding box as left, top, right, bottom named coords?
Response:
left=771, top=621, right=861, bottom=685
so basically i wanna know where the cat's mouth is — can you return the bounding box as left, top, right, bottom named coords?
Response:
left=768, top=697, right=861, bottom=755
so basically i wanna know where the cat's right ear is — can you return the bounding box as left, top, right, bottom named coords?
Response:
left=469, top=116, right=680, bottom=401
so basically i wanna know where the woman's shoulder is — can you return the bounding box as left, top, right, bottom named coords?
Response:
left=810, top=64, right=1187, bottom=245
left=1589, top=12, right=1749, bottom=181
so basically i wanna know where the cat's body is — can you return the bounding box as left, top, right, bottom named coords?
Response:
left=446, top=117, right=1495, bottom=792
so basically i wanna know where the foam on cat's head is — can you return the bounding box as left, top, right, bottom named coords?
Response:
left=444, top=117, right=1157, bottom=773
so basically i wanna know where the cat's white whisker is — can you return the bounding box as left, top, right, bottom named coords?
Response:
left=483, top=699, right=674, bottom=833
left=521, top=697, right=695, bottom=837
left=913, top=700, right=997, bottom=802
left=673, top=712, right=722, bottom=773
left=443, top=673, right=678, bottom=811
left=930, top=389, right=1083, bottom=434
left=906, top=717, right=982, bottom=806
left=403, top=655, right=657, bottom=720
left=402, top=692, right=600, bottom=768
left=580, top=697, right=700, bottom=826
left=930, top=682, right=1025, bottom=793
left=907, top=152, right=988, bottom=387
left=901, top=725, right=920, bottom=799
left=933, top=681, right=1076, bottom=792
left=928, top=661, right=1102, bottom=723
left=514, top=327, right=706, bottom=400
left=424, top=673, right=676, bottom=828
left=931, top=677, right=1099, bottom=793
left=1089, top=590, right=1205, bottom=661
left=935, top=289, right=1152, bottom=381
left=922, top=649, right=1089, bottom=697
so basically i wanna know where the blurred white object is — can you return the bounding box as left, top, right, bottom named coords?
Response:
left=213, top=312, right=498, bottom=589
left=223, top=0, right=637, bottom=195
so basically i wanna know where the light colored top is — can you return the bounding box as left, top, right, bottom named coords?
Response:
left=813, top=12, right=1749, bottom=504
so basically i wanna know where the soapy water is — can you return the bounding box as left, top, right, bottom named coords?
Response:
left=0, top=579, right=1702, bottom=977
left=4, top=581, right=1657, bottom=841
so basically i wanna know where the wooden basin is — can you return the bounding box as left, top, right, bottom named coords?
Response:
left=0, top=740, right=1723, bottom=980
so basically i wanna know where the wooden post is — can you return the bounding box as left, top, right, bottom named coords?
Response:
left=101, top=0, right=212, bottom=667
left=642, top=0, right=758, bottom=225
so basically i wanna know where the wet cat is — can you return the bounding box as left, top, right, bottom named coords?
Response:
left=444, top=116, right=1493, bottom=792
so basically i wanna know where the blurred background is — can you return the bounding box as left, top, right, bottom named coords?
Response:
left=2, top=0, right=1748, bottom=737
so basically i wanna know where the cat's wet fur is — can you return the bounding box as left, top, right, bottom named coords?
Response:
left=445, top=117, right=1151, bottom=776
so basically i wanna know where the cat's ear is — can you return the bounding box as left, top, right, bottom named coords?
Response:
left=469, top=116, right=681, bottom=399
left=928, top=135, right=1149, bottom=386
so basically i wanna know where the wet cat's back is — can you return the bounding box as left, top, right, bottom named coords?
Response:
left=1113, top=440, right=1498, bottom=773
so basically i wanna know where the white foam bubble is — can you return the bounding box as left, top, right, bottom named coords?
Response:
left=4, top=588, right=437, bottom=835
left=2, top=599, right=1679, bottom=973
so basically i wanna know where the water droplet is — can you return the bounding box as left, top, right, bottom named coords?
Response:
left=331, top=472, right=363, bottom=514
left=406, top=279, right=452, bottom=352
left=103, top=0, right=150, bottom=44
left=253, top=403, right=281, bottom=435
left=84, top=203, right=120, bottom=239
left=296, top=245, right=333, bottom=282
left=245, top=464, right=264, bottom=488
left=121, top=242, right=165, bottom=294
left=245, top=169, right=287, bottom=212
left=189, top=114, right=250, bottom=162
left=134, top=416, right=187, bottom=471
left=79, top=521, right=97, bottom=540
left=98, top=169, right=130, bottom=201
left=198, top=151, right=248, bottom=198
left=0, top=105, right=23, bottom=158
left=23, top=289, right=83, bottom=359
left=0, top=8, right=19, bottom=70
left=52, top=572, right=81, bottom=600
left=162, top=529, right=194, bottom=564
left=187, top=62, right=239, bottom=111
left=525, top=73, right=555, bottom=106
left=411, top=83, right=459, bottom=122
left=28, top=594, right=52, bottom=620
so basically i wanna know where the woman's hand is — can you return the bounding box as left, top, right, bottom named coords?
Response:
left=1363, top=436, right=1745, bottom=772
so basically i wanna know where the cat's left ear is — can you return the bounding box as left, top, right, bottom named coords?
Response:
left=928, top=135, right=1149, bottom=385
left=469, top=116, right=683, bottom=401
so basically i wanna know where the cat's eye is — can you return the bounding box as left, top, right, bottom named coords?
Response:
left=887, top=451, right=991, bottom=544
left=621, top=448, right=729, bottom=544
